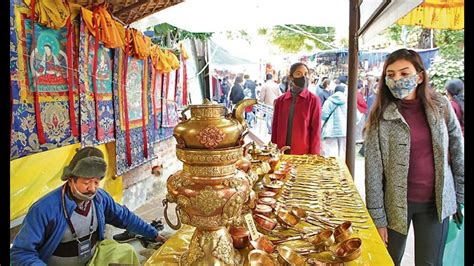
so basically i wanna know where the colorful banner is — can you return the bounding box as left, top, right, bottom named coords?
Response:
left=79, top=16, right=115, bottom=146
left=113, top=48, right=155, bottom=175
left=10, top=6, right=80, bottom=160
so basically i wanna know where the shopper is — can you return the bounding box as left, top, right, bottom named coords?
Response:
left=317, top=78, right=332, bottom=107
left=320, top=84, right=347, bottom=159
left=364, top=48, right=464, bottom=266
left=229, top=75, right=245, bottom=106
left=10, top=147, right=167, bottom=265
left=271, top=62, right=322, bottom=155
left=259, top=73, right=281, bottom=134
left=243, top=74, right=257, bottom=99
left=445, top=79, right=464, bottom=135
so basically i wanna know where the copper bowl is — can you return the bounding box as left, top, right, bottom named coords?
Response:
left=229, top=226, right=250, bottom=250
left=257, top=197, right=277, bottom=209
left=247, top=249, right=277, bottom=266
left=275, top=209, right=300, bottom=228
left=258, top=190, right=277, bottom=198
left=334, top=221, right=353, bottom=243
left=268, top=174, right=282, bottom=181
left=276, top=246, right=307, bottom=266
left=250, top=235, right=275, bottom=254
left=254, top=214, right=278, bottom=233
left=307, top=229, right=335, bottom=249
left=334, top=238, right=362, bottom=262
left=263, top=180, right=284, bottom=192
left=254, top=204, right=273, bottom=217
left=273, top=170, right=288, bottom=179
left=290, top=206, right=308, bottom=220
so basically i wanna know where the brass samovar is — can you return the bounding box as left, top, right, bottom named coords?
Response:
left=163, top=99, right=257, bottom=265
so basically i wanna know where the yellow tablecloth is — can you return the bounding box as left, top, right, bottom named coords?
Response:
left=146, top=155, right=394, bottom=265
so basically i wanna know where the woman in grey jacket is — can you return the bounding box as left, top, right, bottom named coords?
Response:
left=364, top=49, right=464, bottom=266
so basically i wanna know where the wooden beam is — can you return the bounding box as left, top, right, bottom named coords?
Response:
left=114, top=0, right=149, bottom=17
left=345, top=0, right=360, bottom=177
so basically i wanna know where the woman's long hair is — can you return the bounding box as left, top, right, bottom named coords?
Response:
left=365, top=48, right=441, bottom=131
left=445, top=79, right=464, bottom=123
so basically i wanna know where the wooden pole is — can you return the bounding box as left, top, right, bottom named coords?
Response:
left=346, top=0, right=360, bottom=177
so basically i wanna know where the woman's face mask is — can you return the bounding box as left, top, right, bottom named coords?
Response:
left=292, top=76, right=308, bottom=89
left=385, top=74, right=419, bottom=99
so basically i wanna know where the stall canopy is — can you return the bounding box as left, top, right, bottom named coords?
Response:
left=397, top=0, right=464, bottom=30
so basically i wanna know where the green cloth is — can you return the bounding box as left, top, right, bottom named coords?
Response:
left=87, top=239, right=140, bottom=266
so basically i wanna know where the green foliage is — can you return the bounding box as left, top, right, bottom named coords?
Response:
left=428, top=56, right=464, bottom=93
left=150, top=23, right=213, bottom=47
left=434, top=29, right=464, bottom=60
left=259, top=25, right=336, bottom=53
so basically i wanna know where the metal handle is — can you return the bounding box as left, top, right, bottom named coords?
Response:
left=162, top=198, right=182, bottom=230
left=180, top=107, right=191, bottom=122
left=280, top=146, right=291, bottom=155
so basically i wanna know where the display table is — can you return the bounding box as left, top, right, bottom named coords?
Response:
left=146, top=155, right=394, bottom=265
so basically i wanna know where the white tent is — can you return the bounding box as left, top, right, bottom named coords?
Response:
left=130, top=0, right=423, bottom=45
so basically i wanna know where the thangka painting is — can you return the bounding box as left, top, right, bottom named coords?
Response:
left=79, top=17, right=115, bottom=146
left=161, top=70, right=180, bottom=134
left=113, top=49, right=155, bottom=175
left=10, top=6, right=80, bottom=160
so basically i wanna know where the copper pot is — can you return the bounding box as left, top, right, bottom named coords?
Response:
left=249, top=235, right=275, bottom=254
left=235, top=157, right=252, bottom=173
left=273, top=170, right=288, bottom=179
left=263, top=180, right=284, bottom=192
left=254, top=204, right=273, bottom=217
left=247, top=249, right=277, bottom=266
left=334, top=238, right=362, bottom=262
left=276, top=209, right=300, bottom=228
left=257, top=197, right=277, bottom=209
left=276, top=246, right=307, bottom=266
left=306, top=229, right=335, bottom=249
left=229, top=226, right=250, bottom=250
left=253, top=214, right=278, bottom=233
left=334, top=221, right=353, bottom=243
left=258, top=190, right=277, bottom=198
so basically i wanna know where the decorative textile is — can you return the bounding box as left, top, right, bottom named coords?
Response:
left=113, top=48, right=155, bottom=175
left=79, top=16, right=115, bottom=146
left=10, top=6, right=79, bottom=160
left=80, top=4, right=125, bottom=49
left=23, top=0, right=70, bottom=29
left=397, top=0, right=464, bottom=30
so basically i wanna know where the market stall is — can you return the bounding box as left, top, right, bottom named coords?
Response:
left=145, top=154, right=393, bottom=265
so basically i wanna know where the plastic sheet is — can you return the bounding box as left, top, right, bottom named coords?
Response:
left=10, top=142, right=123, bottom=221
left=145, top=155, right=394, bottom=265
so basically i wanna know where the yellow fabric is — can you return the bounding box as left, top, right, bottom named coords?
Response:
left=129, top=28, right=152, bottom=59
left=397, top=0, right=464, bottom=30
left=23, top=0, right=70, bottom=29
left=10, top=143, right=123, bottom=221
left=87, top=239, right=140, bottom=266
left=179, top=42, right=189, bottom=60
left=167, top=50, right=180, bottom=70
left=145, top=155, right=393, bottom=265
left=81, top=5, right=125, bottom=48
left=150, top=45, right=172, bottom=73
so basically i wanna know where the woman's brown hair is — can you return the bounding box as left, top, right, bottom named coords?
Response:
left=365, top=48, right=441, bottom=131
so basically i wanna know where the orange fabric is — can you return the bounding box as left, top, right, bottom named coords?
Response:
left=397, top=0, right=464, bottom=30
left=80, top=4, right=124, bottom=48
left=179, top=42, right=189, bottom=60
left=166, top=50, right=180, bottom=70
left=150, top=45, right=172, bottom=73
left=128, top=28, right=151, bottom=59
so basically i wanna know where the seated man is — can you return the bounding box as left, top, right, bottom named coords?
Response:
left=10, top=147, right=167, bottom=265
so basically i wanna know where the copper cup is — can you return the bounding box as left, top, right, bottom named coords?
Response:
left=253, top=213, right=278, bottom=234
left=258, top=190, right=277, bottom=198
left=254, top=204, right=273, bottom=217
left=257, top=197, right=277, bottom=209
left=275, top=209, right=300, bottom=228
left=307, top=229, right=335, bottom=249
left=276, top=246, right=307, bottom=266
left=249, top=235, right=275, bottom=254
left=267, top=174, right=281, bottom=181
left=334, top=237, right=362, bottom=262
left=247, top=249, right=277, bottom=266
left=334, top=221, right=353, bottom=243
left=263, top=180, right=284, bottom=192
left=272, top=170, right=288, bottom=180
left=229, top=226, right=250, bottom=250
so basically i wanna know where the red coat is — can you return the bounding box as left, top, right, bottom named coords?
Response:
left=271, top=89, right=322, bottom=155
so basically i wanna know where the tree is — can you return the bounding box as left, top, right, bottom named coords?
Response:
left=258, top=25, right=336, bottom=53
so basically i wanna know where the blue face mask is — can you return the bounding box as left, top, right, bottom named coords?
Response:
left=385, top=74, right=419, bottom=99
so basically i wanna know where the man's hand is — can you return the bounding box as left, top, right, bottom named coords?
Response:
left=453, top=203, right=464, bottom=230
left=377, top=227, right=388, bottom=247
left=155, top=233, right=167, bottom=243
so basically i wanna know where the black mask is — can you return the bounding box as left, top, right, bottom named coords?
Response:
left=292, top=76, right=308, bottom=89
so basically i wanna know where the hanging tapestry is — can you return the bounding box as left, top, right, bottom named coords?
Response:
left=113, top=48, right=155, bottom=175
left=10, top=6, right=80, bottom=160
left=151, top=69, right=168, bottom=142
left=79, top=16, right=115, bottom=146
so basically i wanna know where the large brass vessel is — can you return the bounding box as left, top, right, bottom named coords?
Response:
left=163, top=99, right=257, bottom=265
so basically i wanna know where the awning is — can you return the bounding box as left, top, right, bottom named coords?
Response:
left=397, top=0, right=464, bottom=30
